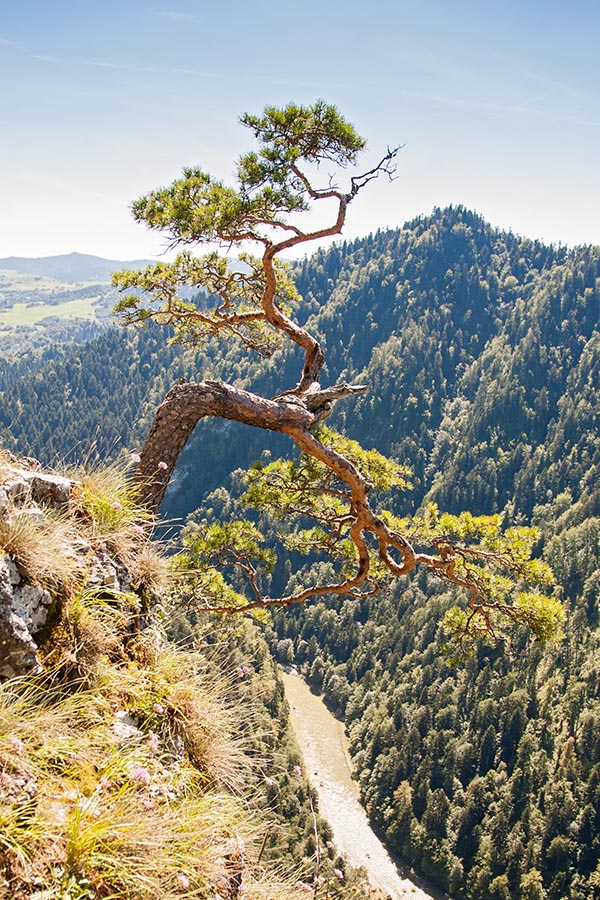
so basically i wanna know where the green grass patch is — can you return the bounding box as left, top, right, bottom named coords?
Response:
left=0, top=297, right=100, bottom=326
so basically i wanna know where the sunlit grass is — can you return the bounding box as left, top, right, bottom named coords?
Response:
left=0, top=455, right=329, bottom=900
left=0, top=505, right=82, bottom=593
left=69, top=459, right=170, bottom=594
left=0, top=454, right=169, bottom=600
left=70, top=460, right=152, bottom=543
left=0, top=655, right=254, bottom=898
left=0, top=297, right=99, bottom=327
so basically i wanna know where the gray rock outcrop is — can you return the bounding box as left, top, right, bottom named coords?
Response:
left=0, top=458, right=138, bottom=680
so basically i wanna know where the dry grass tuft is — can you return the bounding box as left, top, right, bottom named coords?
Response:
left=68, top=459, right=172, bottom=601
left=0, top=506, right=82, bottom=593
left=130, top=541, right=172, bottom=597
left=0, top=654, right=254, bottom=899
left=101, top=645, right=251, bottom=795
left=0, top=455, right=171, bottom=607
left=69, top=460, right=153, bottom=553
left=42, top=587, right=137, bottom=676
left=0, top=447, right=26, bottom=482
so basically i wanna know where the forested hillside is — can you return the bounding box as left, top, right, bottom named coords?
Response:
left=269, top=507, right=600, bottom=900
left=2, top=206, right=600, bottom=898
left=0, top=327, right=184, bottom=462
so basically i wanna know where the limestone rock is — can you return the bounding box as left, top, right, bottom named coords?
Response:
left=0, top=606, right=42, bottom=679
left=12, top=583, right=54, bottom=632
left=1, top=465, right=73, bottom=510
left=112, top=711, right=143, bottom=744
left=28, top=472, right=72, bottom=508
left=88, top=553, right=121, bottom=592
left=0, top=553, right=42, bottom=677
left=4, top=478, right=29, bottom=503
left=1, top=552, right=20, bottom=586
left=0, top=457, right=151, bottom=681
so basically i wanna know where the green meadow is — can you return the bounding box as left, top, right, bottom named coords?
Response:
left=0, top=297, right=99, bottom=326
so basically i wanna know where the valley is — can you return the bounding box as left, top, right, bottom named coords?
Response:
left=1, top=207, right=600, bottom=899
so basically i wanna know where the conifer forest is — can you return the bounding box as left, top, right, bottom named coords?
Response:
left=2, top=201, right=600, bottom=898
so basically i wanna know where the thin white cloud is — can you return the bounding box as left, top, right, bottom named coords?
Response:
left=154, top=10, right=206, bottom=25
left=395, top=86, right=599, bottom=129
left=508, top=88, right=561, bottom=112
left=26, top=50, right=322, bottom=91
left=0, top=35, right=30, bottom=52
left=523, top=70, right=581, bottom=99
left=395, top=87, right=521, bottom=115
left=30, top=52, right=218, bottom=79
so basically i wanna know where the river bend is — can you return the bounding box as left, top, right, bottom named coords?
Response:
left=281, top=670, right=452, bottom=900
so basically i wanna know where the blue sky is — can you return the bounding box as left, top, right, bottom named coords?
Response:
left=1, top=0, right=599, bottom=260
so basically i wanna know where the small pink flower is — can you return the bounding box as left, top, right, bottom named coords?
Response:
left=147, top=731, right=159, bottom=754
left=334, top=868, right=344, bottom=881
left=133, top=524, right=145, bottom=535
left=296, top=882, right=314, bottom=894
left=157, top=461, right=168, bottom=470
left=130, top=765, right=151, bottom=786
left=293, top=765, right=302, bottom=776
left=112, top=501, right=123, bottom=510
left=99, top=777, right=112, bottom=790
left=10, top=737, right=24, bottom=753
left=326, top=841, right=334, bottom=850
left=130, top=453, right=141, bottom=463
left=141, top=797, right=153, bottom=810
left=153, top=703, right=165, bottom=715
left=176, top=873, right=190, bottom=889
left=264, top=776, right=275, bottom=787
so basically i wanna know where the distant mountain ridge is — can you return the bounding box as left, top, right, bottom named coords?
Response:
left=0, top=251, right=154, bottom=283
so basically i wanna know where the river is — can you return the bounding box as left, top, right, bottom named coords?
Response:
left=281, top=669, right=452, bottom=900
